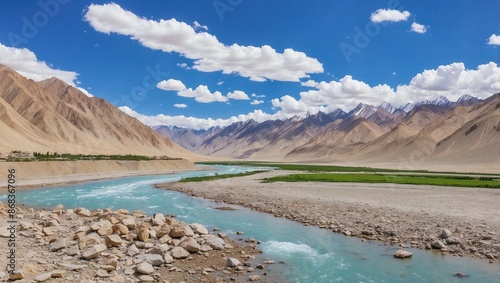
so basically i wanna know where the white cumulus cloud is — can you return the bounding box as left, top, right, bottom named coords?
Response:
left=301, top=79, right=319, bottom=87
left=178, top=85, right=228, bottom=103
left=227, top=90, right=250, bottom=100
left=411, top=22, right=427, bottom=34
left=272, top=62, right=500, bottom=115
left=85, top=3, right=323, bottom=82
left=157, top=79, right=186, bottom=91
left=157, top=81, right=253, bottom=103
left=370, top=9, right=411, bottom=23
left=173, top=103, right=188, bottom=108
left=488, top=34, right=500, bottom=45
left=122, top=62, right=500, bottom=129
left=396, top=62, right=500, bottom=102
left=119, top=106, right=288, bottom=130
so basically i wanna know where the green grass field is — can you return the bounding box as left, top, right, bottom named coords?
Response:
left=199, top=161, right=500, bottom=177
left=262, top=173, right=500, bottom=188
left=179, top=170, right=267, bottom=182
left=195, top=161, right=500, bottom=188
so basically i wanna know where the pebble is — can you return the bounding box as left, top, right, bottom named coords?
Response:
left=394, top=250, right=413, bottom=259
left=227, top=258, right=242, bottom=268
left=34, top=272, right=52, bottom=282
left=136, top=262, right=155, bottom=275
left=249, top=275, right=260, bottom=281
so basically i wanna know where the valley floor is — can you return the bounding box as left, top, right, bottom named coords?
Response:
left=158, top=170, right=500, bottom=264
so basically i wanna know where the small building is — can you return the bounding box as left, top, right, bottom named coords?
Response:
left=7, top=151, right=35, bottom=160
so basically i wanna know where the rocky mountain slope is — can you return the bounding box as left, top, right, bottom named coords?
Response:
left=0, top=64, right=194, bottom=159
left=156, top=93, right=496, bottom=167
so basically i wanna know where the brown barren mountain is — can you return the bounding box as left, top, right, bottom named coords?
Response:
left=429, top=93, right=500, bottom=165
left=286, top=117, right=385, bottom=160
left=286, top=94, right=500, bottom=172
left=155, top=92, right=499, bottom=172
left=0, top=64, right=196, bottom=159
left=194, top=112, right=344, bottom=160
left=155, top=91, right=498, bottom=172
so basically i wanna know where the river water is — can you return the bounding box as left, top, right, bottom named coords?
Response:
left=4, top=165, right=500, bottom=282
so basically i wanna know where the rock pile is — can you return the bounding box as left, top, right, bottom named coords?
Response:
left=0, top=203, right=275, bottom=282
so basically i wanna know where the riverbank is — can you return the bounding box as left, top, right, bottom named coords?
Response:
left=0, top=203, right=275, bottom=282
left=0, top=160, right=197, bottom=189
left=157, top=170, right=500, bottom=264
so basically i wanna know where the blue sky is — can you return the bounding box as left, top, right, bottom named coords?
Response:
left=0, top=0, right=499, bottom=129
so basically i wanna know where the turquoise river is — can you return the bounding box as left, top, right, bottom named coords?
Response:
left=3, top=165, right=499, bottom=282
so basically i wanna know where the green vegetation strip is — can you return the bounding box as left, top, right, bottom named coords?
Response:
left=198, top=161, right=500, bottom=177
left=262, top=173, right=500, bottom=188
left=179, top=170, right=268, bottom=183
left=25, top=152, right=179, bottom=162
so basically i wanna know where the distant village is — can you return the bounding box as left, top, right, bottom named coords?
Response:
left=0, top=151, right=180, bottom=161
left=0, top=150, right=35, bottom=161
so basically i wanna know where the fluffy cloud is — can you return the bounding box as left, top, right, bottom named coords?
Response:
left=251, top=93, right=266, bottom=98
left=301, top=80, right=319, bottom=87
left=488, top=34, right=500, bottom=45
left=85, top=3, right=323, bottom=82
left=370, top=9, right=410, bottom=23
left=411, top=22, right=427, bottom=34
left=227, top=90, right=250, bottom=100
left=120, top=106, right=287, bottom=130
left=250, top=100, right=264, bottom=105
left=178, top=85, right=228, bottom=103
left=296, top=76, right=395, bottom=110
left=157, top=80, right=252, bottom=103
left=396, top=62, right=500, bottom=102
left=271, top=95, right=320, bottom=114
left=173, top=103, right=188, bottom=108
left=157, top=79, right=186, bottom=91
left=272, top=62, right=500, bottom=115
left=125, top=62, right=500, bottom=129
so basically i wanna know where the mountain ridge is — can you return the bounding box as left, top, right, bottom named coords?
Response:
left=0, top=64, right=197, bottom=160
left=154, top=92, right=499, bottom=169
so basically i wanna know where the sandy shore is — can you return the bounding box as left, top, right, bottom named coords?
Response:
left=158, top=170, right=500, bottom=263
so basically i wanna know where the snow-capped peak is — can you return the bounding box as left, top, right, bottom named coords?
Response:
left=457, top=94, right=476, bottom=102
left=350, top=103, right=376, bottom=118
left=433, top=96, right=451, bottom=106
left=398, top=96, right=452, bottom=112
left=378, top=102, right=396, bottom=114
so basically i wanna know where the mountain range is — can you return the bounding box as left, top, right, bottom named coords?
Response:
left=0, top=64, right=195, bottom=159
left=155, top=92, right=500, bottom=169
left=1, top=64, right=497, bottom=171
